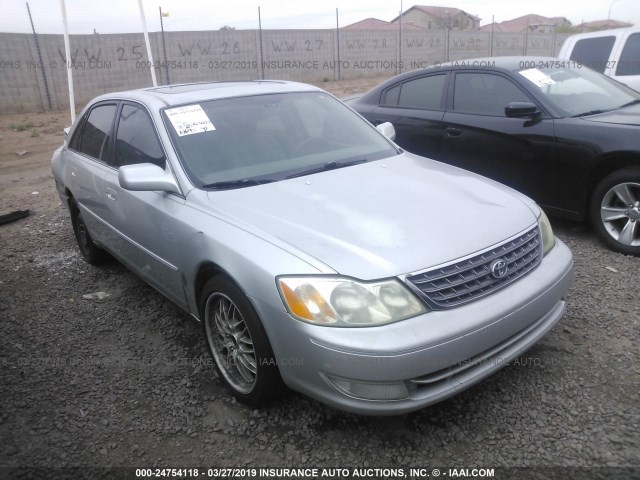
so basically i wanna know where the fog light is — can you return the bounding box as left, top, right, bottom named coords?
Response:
left=326, top=374, right=410, bottom=401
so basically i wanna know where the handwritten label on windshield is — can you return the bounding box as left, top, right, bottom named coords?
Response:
left=519, top=68, right=556, bottom=88
left=166, top=105, right=215, bottom=136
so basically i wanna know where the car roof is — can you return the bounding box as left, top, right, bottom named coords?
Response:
left=88, top=80, right=322, bottom=109
left=440, top=56, right=559, bottom=71
left=356, top=56, right=560, bottom=101
left=560, top=24, right=640, bottom=42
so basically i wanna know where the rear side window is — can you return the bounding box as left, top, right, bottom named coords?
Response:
left=382, top=75, right=446, bottom=110
left=616, top=33, right=640, bottom=76
left=114, top=104, right=165, bottom=168
left=75, top=104, right=117, bottom=162
left=569, top=36, right=616, bottom=73
left=383, top=84, right=401, bottom=105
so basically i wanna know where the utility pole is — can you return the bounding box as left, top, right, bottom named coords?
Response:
left=159, top=7, right=169, bottom=84
left=26, top=2, right=52, bottom=110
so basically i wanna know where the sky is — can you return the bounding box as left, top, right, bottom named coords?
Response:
left=0, top=0, right=637, bottom=34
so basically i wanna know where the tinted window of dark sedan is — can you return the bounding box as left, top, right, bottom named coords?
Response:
left=384, top=74, right=446, bottom=109
left=453, top=73, right=530, bottom=116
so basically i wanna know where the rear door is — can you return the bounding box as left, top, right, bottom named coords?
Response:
left=366, top=73, right=449, bottom=159
left=441, top=71, right=557, bottom=205
left=65, top=102, right=119, bottom=246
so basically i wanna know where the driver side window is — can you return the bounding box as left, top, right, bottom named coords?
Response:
left=453, top=73, right=531, bottom=116
left=115, top=104, right=166, bottom=169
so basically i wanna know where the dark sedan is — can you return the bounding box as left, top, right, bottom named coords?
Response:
left=349, top=57, right=640, bottom=256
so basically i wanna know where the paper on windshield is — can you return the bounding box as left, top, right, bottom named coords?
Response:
left=166, top=105, right=215, bottom=136
left=519, top=68, right=556, bottom=88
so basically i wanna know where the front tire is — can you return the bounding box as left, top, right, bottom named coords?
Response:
left=200, top=276, right=284, bottom=405
left=69, top=198, right=110, bottom=265
left=590, top=167, right=640, bottom=256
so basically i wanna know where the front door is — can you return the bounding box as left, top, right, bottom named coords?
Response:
left=442, top=71, right=556, bottom=206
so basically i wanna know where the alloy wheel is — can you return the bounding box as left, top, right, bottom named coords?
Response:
left=204, top=293, right=257, bottom=394
left=600, top=181, right=640, bottom=247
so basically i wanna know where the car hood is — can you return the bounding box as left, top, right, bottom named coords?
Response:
left=581, top=103, right=640, bottom=126
left=203, top=153, right=539, bottom=279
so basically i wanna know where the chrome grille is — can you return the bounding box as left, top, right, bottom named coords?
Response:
left=405, top=226, right=542, bottom=310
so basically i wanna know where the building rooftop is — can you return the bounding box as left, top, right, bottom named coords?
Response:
left=342, top=17, right=424, bottom=30
left=479, top=14, right=571, bottom=33
left=391, top=5, right=480, bottom=23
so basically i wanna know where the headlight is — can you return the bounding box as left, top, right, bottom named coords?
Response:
left=277, top=276, right=428, bottom=327
left=538, top=208, right=555, bottom=256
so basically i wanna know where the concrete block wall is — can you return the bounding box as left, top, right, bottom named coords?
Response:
left=526, top=34, right=556, bottom=56
left=491, top=33, right=526, bottom=57
left=339, top=30, right=399, bottom=79
left=0, top=32, right=43, bottom=113
left=162, top=30, right=259, bottom=83
left=261, top=30, right=335, bottom=81
left=400, top=31, right=447, bottom=70
left=448, top=31, right=492, bottom=61
left=41, top=32, right=158, bottom=111
left=0, top=29, right=570, bottom=113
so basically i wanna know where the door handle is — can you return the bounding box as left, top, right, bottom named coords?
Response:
left=446, top=127, right=462, bottom=137
left=105, top=188, right=117, bottom=202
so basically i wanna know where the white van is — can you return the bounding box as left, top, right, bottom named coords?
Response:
left=558, top=26, right=640, bottom=91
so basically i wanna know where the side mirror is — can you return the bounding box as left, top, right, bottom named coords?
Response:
left=376, top=121, right=396, bottom=141
left=505, top=102, right=540, bottom=118
left=119, top=163, right=181, bottom=195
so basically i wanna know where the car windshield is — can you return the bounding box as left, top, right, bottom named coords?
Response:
left=517, top=66, right=640, bottom=117
left=162, top=91, right=398, bottom=188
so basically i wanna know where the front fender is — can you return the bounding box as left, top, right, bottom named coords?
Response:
left=178, top=205, right=335, bottom=321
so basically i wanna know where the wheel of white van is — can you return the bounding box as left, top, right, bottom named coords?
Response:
left=69, top=198, right=109, bottom=265
left=590, top=167, right=640, bottom=256
left=200, top=276, right=284, bottom=405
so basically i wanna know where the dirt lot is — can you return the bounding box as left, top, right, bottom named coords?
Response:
left=0, top=78, right=639, bottom=479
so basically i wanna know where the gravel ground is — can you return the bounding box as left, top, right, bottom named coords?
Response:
left=0, top=85, right=639, bottom=480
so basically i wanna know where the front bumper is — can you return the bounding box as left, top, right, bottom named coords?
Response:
left=255, top=238, right=574, bottom=415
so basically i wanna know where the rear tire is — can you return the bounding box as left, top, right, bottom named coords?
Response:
left=200, top=276, right=284, bottom=405
left=590, top=167, right=640, bottom=256
left=69, top=198, right=110, bottom=265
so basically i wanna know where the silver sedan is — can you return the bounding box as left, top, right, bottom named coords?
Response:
left=52, top=81, right=573, bottom=415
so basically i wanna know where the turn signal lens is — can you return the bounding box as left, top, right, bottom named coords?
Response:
left=279, top=280, right=337, bottom=324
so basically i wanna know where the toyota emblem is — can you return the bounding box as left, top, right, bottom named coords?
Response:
left=490, top=258, right=509, bottom=279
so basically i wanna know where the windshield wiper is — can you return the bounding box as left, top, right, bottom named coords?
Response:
left=202, top=178, right=275, bottom=190
left=571, top=109, right=610, bottom=118
left=619, top=99, right=640, bottom=109
left=286, top=159, right=368, bottom=179
left=572, top=99, right=640, bottom=117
